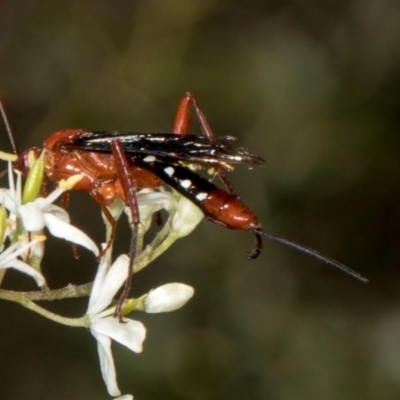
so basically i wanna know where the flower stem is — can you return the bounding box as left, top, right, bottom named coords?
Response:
left=21, top=300, right=89, bottom=327
left=0, top=282, right=92, bottom=302
left=134, top=233, right=178, bottom=273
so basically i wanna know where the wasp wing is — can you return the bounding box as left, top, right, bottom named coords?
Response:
left=72, top=132, right=265, bottom=168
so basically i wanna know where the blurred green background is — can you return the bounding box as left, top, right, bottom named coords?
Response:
left=1, top=1, right=400, bottom=399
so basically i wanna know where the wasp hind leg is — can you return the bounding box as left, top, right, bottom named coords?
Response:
left=111, top=140, right=140, bottom=322
left=173, top=92, right=237, bottom=195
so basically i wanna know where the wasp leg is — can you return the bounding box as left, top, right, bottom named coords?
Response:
left=172, top=92, right=192, bottom=135
left=173, top=92, right=237, bottom=195
left=91, top=190, right=117, bottom=258
left=111, top=140, right=140, bottom=322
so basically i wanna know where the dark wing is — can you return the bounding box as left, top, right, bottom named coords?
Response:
left=72, top=132, right=265, bottom=168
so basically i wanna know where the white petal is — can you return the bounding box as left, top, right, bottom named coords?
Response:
left=15, top=169, right=22, bottom=204
left=144, top=283, right=194, bottom=313
left=0, top=189, right=18, bottom=214
left=38, top=201, right=70, bottom=223
left=29, top=239, right=45, bottom=260
left=2, top=258, right=46, bottom=286
left=0, top=238, right=40, bottom=264
left=0, top=242, right=20, bottom=262
left=43, top=213, right=99, bottom=256
left=91, top=317, right=146, bottom=353
left=171, top=196, right=204, bottom=238
left=91, top=330, right=121, bottom=397
left=137, top=191, right=177, bottom=232
left=88, top=254, right=129, bottom=316
left=105, top=197, right=125, bottom=220
left=8, top=164, right=18, bottom=202
left=114, top=395, right=133, bottom=400
left=124, top=191, right=177, bottom=229
left=137, top=191, right=177, bottom=216
left=19, top=203, right=45, bottom=231
left=35, top=187, right=65, bottom=209
left=88, top=246, right=112, bottom=313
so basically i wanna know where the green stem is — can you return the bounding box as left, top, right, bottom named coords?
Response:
left=21, top=300, right=89, bottom=327
left=0, top=269, right=5, bottom=287
left=0, top=282, right=92, bottom=302
left=134, top=232, right=178, bottom=273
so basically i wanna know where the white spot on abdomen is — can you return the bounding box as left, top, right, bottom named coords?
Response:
left=180, top=179, right=192, bottom=189
left=164, top=166, right=175, bottom=176
left=195, top=192, right=208, bottom=201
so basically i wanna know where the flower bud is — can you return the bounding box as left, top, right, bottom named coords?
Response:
left=22, top=151, right=44, bottom=204
left=144, top=283, right=194, bottom=313
left=0, top=205, right=6, bottom=246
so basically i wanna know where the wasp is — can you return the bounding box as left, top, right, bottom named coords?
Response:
left=1, top=93, right=367, bottom=318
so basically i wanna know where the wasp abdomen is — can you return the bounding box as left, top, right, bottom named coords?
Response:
left=134, top=155, right=260, bottom=231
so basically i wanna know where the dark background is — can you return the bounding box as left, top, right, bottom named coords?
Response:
left=1, top=1, right=400, bottom=399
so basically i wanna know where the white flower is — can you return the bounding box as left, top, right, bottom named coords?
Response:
left=0, top=238, right=46, bottom=286
left=144, top=283, right=194, bottom=313
left=124, top=190, right=178, bottom=232
left=170, top=195, right=204, bottom=238
left=87, top=248, right=146, bottom=397
left=0, top=163, right=98, bottom=256
left=124, top=190, right=203, bottom=238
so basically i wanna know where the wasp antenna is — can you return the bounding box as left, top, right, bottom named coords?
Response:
left=0, top=99, right=18, bottom=154
left=253, top=228, right=368, bottom=283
